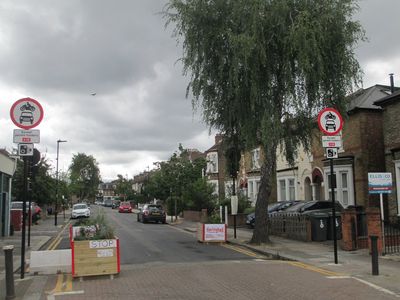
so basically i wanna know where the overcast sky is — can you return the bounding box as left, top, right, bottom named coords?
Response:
left=1, top=0, right=399, bottom=182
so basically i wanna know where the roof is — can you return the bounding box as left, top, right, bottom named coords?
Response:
left=374, top=89, right=400, bottom=106
left=346, top=85, right=395, bottom=112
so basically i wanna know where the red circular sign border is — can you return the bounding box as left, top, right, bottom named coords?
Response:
left=317, top=107, right=343, bottom=136
left=10, top=97, right=44, bottom=130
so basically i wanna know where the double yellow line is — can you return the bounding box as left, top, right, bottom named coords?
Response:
left=47, top=220, right=71, bottom=250
left=221, top=243, right=267, bottom=259
left=49, top=273, right=73, bottom=294
left=287, top=261, right=342, bottom=277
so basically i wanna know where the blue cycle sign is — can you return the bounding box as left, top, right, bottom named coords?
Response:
left=368, top=172, right=392, bottom=194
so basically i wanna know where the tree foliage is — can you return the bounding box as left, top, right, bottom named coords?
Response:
left=165, top=0, right=364, bottom=243
left=143, top=145, right=216, bottom=214
left=12, top=157, right=57, bottom=206
left=69, top=153, right=100, bottom=200
left=114, top=175, right=135, bottom=200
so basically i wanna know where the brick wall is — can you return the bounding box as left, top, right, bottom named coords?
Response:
left=382, top=100, right=400, bottom=218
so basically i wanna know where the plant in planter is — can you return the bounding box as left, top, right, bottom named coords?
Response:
left=70, top=211, right=120, bottom=278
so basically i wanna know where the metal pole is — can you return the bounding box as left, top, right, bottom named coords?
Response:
left=3, top=245, right=16, bottom=299
left=330, top=157, right=338, bottom=264
left=370, top=235, right=379, bottom=275
left=232, top=176, right=236, bottom=239
left=20, top=157, right=28, bottom=279
left=28, top=197, right=31, bottom=247
left=55, top=141, right=60, bottom=226
left=379, top=193, right=385, bottom=253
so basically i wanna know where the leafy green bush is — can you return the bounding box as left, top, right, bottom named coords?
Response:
left=219, top=193, right=251, bottom=214
left=74, top=211, right=115, bottom=240
left=206, top=211, right=222, bottom=224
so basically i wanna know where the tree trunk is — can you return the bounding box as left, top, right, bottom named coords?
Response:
left=250, top=142, right=277, bottom=244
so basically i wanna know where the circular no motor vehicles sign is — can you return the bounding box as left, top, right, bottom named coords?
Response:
left=10, top=98, right=44, bottom=130
left=317, top=107, right=343, bottom=136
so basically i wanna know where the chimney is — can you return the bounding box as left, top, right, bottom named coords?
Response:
left=389, top=73, right=394, bottom=94
left=215, top=134, right=224, bottom=144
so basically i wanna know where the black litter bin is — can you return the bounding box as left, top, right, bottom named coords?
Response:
left=309, top=212, right=328, bottom=241
left=327, top=212, right=342, bottom=240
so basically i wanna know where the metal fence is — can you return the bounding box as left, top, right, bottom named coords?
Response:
left=384, top=218, right=400, bottom=254
left=269, top=213, right=310, bottom=242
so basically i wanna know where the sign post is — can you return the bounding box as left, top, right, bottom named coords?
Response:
left=318, top=107, right=344, bottom=265
left=10, top=97, right=43, bottom=279
left=368, top=172, right=392, bottom=252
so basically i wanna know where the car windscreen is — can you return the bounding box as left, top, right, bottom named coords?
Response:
left=73, top=204, right=87, bottom=210
left=284, top=201, right=308, bottom=212
left=148, top=205, right=163, bottom=211
left=120, top=202, right=130, bottom=206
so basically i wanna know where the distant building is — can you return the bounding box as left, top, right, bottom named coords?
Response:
left=0, top=149, right=16, bottom=237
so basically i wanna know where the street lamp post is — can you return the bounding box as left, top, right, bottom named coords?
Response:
left=55, top=140, right=67, bottom=226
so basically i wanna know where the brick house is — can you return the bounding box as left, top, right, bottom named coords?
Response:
left=311, top=85, right=394, bottom=209
left=204, top=134, right=232, bottom=201
left=374, top=89, right=400, bottom=219
left=276, top=144, right=313, bottom=202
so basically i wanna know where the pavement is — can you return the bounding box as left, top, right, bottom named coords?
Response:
left=1, top=214, right=400, bottom=298
left=0, top=211, right=70, bottom=299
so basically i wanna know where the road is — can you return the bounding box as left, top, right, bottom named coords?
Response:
left=40, top=205, right=398, bottom=299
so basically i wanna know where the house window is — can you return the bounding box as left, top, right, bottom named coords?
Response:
left=324, top=165, right=354, bottom=208
left=251, top=148, right=260, bottom=170
left=206, top=152, right=218, bottom=173
left=277, top=177, right=297, bottom=201
left=208, top=180, right=219, bottom=195
left=279, top=179, right=286, bottom=201
left=248, top=177, right=260, bottom=204
left=289, top=179, right=295, bottom=200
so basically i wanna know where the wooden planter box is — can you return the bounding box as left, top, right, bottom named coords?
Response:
left=71, top=238, right=120, bottom=278
left=197, top=223, right=227, bottom=243
left=70, top=226, right=120, bottom=278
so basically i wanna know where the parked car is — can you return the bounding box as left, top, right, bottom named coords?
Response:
left=112, top=200, right=121, bottom=209
left=118, top=202, right=132, bottom=213
left=71, top=203, right=91, bottom=219
left=11, top=201, right=42, bottom=222
left=246, top=201, right=300, bottom=228
left=281, top=200, right=344, bottom=215
left=137, top=204, right=166, bottom=224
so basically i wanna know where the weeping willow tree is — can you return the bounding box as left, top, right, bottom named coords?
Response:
left=165, top=0, right=364, bottom=244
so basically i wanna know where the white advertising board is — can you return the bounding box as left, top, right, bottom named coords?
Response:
left=204, top=224, right=226, bottom=241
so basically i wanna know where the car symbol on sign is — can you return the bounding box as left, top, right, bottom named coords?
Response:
left=19, top=111, right=34, bottom=124
left=325, top=119, right=336, bottom=131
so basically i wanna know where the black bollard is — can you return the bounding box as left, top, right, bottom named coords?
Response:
left=370, top=235, right=379, bottom=276
left=3, top=245, right=16, bottom=299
